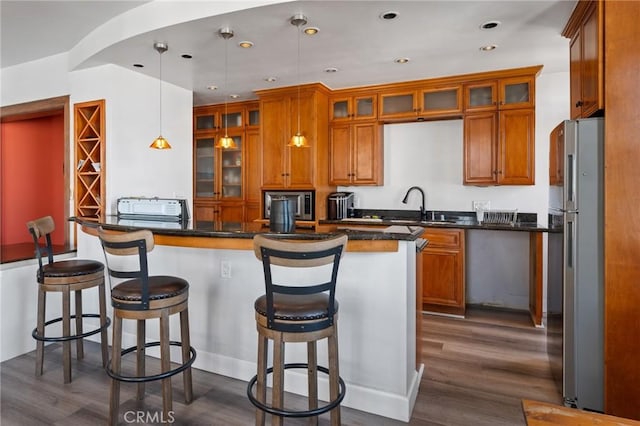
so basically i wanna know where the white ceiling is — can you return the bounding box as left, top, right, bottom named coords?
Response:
left=1, top=0, right=577, bottom=106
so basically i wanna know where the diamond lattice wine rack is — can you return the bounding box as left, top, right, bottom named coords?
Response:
left=74, top=99, right=105, bottom=221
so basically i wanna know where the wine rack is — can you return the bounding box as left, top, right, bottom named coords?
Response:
left=74, top=99, right=105, bottom=220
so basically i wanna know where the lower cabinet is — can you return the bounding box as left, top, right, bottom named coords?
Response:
left=194, top=201, right=244, bottom=222
left=420, top=228, right=466, bottom=316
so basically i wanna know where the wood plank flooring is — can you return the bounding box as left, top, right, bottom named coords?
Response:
left=0, top=307, right=561, bottom=425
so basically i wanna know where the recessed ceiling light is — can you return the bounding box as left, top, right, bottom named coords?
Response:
left=207, top=85, right=218, bottom=91
left=394, top=57, right=410, bottom=64
left=264, top=76, right=277, bottom=82
left=479, top=44, right=498, bottom=51
left=238, top=41, right=254, bottom=48
left=133, top=63, right=144, bottom=68
left=480, top=20, right=501, bottom=30
left=380, top=11, right=399, bottom=20
left=181, top=54, right=192, bottom=59
left=324, top=67, right=338, bottom=73
left=304, top=27, right=319, bottom=35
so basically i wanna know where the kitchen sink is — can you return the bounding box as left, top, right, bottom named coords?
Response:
left=420, top=220, right=457, bottom=225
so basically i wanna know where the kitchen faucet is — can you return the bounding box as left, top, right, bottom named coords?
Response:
left=402, top=186, right=428, bottom=221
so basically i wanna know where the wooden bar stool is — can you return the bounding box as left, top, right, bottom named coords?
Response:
left=27, top=216, right=110, bottom=383
left=247, top=234, right=348, bottom=426
left=98, top=228, right=196, bottom=426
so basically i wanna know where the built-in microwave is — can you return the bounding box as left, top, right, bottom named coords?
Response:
left=263, top=190, right=314, bottom=221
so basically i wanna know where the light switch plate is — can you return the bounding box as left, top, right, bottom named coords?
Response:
left=472, top=200, right=491, bottom=211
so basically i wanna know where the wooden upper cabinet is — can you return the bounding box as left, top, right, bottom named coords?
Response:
left=379, top=89, right=418, bottom=120
left=419, top=85, right=463, bottom=117
left=464, top=109, right=535, bottom=185
left=330, top=93, right=376, bottom=122
left=549, top=122, right=565, bottom=186
left=329, top=121, right=382, bottom=185
left=564, top=0, right=603, bottom=119
left=464, top=76, right=534, bottom=112
left=257, top=84, right=330, bottom=190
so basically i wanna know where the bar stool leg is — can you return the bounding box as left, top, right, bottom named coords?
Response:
left=109, top=315, right=123, bottom=426
left=328, top=330, right=341, bottom=426
left=136, top=319, right=146, bottom=401
left=307, top=341, right=318, bottom=426
left=255, top=334, right=268, bottom=426
left=75, top=290, right=84, bottom=360
left=272, top=335, right=285, bottom=426
left=180, top=308, right=193, bottom=403
left=62, top=287, right=72, bottom=383
left=99, top=281, right=109, bottom=368
left=35, top=288, right=46, bottom=376
left=160, top=310, right=173, bottom=418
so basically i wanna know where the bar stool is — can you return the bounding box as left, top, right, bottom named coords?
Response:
left=27, top=216, right=110, bottom=383
left=247, top=234, right=348, bottom=426
left=98, top=228, right=196, bottom=426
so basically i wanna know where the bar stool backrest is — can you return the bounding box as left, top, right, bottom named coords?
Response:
left=253, top=234, right=348, bottom=332
left=26, top=216, right=56, bottom=281
left=98, top=228, right=155, bottom=310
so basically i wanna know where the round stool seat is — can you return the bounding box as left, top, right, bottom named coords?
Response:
left=112, top=276, right=188, bottom=304
left=254, top=294, right=339, bottom=322
left=40, top=259, right=104, bottom=281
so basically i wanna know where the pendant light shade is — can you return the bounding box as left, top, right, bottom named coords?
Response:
left=150, top=42, right=171, bottom=149
left=288, top=14, right=309, bottom=148
left=214, top=28, right=237, bottom=149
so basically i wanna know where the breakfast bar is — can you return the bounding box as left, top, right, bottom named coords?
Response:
left=75, top=217, right=425, bottom=422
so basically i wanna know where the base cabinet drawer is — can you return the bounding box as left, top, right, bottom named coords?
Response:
left=420, top=228, right=466, bottom=316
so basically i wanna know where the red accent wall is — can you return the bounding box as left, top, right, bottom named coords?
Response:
left=1, top=115, right=65, bottom=245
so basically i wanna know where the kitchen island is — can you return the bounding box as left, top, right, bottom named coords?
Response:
left=75, top=217, right=425, bottom=422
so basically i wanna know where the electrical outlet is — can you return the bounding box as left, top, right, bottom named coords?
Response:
left=220, top=260, right=231, bottom=278
left=472, top=200, right=491, bottom=211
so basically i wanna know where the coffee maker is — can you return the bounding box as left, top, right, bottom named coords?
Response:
left=327, top=192, right=354, bottom=220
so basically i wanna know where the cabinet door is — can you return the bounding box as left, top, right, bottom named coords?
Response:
left=420, top=86, right=462, bottom=117
left=261, top=97, right=288, bottom=188
left=329, top=124, right=352, bottom=184
left=379, top=90, right=418, bottom=120
left=580, top=1, right=601, bottom=117
left=219, top=202, right=244, bottom=222
left=549, top=122, right=564, bottom=186
left=220, top=134, right=243, bottom=199
left=464, top=81, right=497, bottom=112
left=499, top=76, right=534, bottom=109
left=463, top=112, right=498, bottom=185
left=353, top=95, right=377, bottom=121
left=194, top=107, right=219, bottom=133
left=245, top=129, right=261, bottom=203
left=498, top=109, right=535, bottom=185
left=569, top=33, right=583, bottom=119
left=287, top=94, right=314, bottom=187
left=194, top=202, right=218, bottom=222
left=352, top=122, right=382, bottom=185
left=421, top=248, right=465, bottom=311
left=194, top=136, right=216, bottom=198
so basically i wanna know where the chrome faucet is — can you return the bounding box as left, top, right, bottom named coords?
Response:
left=402, top=186, right=428, bottom=221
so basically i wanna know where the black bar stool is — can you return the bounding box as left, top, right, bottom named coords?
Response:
left=98, top=228, right=196, bottom=426
left=247, top=234, right=348, bottom=426
left=27, top=216, right=110, bottom=383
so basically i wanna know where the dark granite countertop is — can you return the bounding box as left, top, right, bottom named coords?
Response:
left=320, top=209, right=552, bottom=233
left=74, top=216, right=426, bottom=242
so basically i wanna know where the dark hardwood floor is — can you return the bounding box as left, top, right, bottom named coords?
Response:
left=0, top=307, right=561, bottom=425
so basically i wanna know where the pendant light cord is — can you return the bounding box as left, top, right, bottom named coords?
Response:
left=296, top=22, right=301, bottom=135
left=159, top=48, right=163, bottom=136
left=224, top=31, right=229, bottom=137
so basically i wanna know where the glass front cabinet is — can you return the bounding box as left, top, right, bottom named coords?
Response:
left=194, top=132, right=244, bottom=200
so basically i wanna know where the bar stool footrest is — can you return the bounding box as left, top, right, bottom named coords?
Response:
left=32, top=313, right=111, bottom=342
left=105, top=340, right=196, bottom=383
left=247, top=362, right=346, bottom=418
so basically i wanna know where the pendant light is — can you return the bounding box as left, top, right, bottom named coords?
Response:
left=215, top=27, right=237, bottom=149
left=288, top=14, right=309, bottom=148
left=150, top=42, right=171, bottom=149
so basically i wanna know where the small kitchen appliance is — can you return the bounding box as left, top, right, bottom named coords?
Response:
left=269, top=197, right=296, bottom=232
left=263, top=190, right=314, bottom=221
left=327, top=192, right=354, bottom=220
left=117, top=197, right=189, bottom=223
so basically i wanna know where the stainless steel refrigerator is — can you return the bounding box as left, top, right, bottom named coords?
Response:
left=547, top=117, right=604, bottom=412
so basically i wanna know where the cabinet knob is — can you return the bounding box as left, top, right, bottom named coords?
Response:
left=575, top=100, right=584, bottom=108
